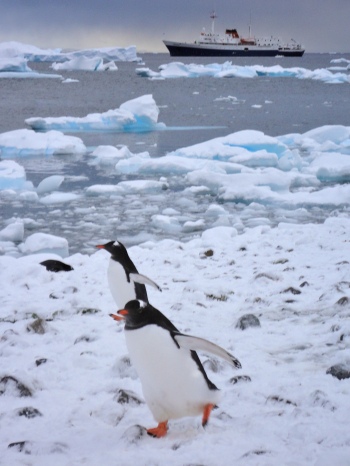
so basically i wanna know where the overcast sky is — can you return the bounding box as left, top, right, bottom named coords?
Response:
left=1, top=0, right=349, bottom=53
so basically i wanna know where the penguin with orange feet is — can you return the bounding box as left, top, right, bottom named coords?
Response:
left=111, top=299, right=241, bottom=438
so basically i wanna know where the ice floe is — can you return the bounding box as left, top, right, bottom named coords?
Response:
left=136, top=61, right=350, bottom=84
left=0, top=129, right=86, bottom=157
left=25, top=95, right=166, bottom=132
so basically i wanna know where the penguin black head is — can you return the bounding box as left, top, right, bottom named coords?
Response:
left=96, top=240, right=129, bottom=264
left=112, top=299, right=151, bottom=329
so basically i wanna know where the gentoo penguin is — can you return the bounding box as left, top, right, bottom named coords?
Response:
left=111, top=299, right=241, bottom=438
left=96, top=241, right=161, bottom=309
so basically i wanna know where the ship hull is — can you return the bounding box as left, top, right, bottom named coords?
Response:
left=163, top=41, right=305, bottom=57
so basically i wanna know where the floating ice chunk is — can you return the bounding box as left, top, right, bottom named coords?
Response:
left=229, top=149, right=278, bottom=167
left=64, top=46, right=139, bottom=63
left=115, top=154, right=240, bottom=176
left=51, top=56, right=116, bottom=71
left=36, top=175, right=65, bottom=194
left=0, top=56, right=32, bottom=72
left=0, top=41, right=62, bottom=61
left=0, top=41, right=139, bottom=63
left=40, top=192, right=81, bottom=204
left=19, top=191, right=39, bottom=202
left=0, top=160, right=26, bottom=190
left=90, top=145, right=149, bottom=166
left=26, top=95, right=165, bottom=133
left=19, top=233, right=69, bottom=257
left=277, top=149, right=303, bottom=171
left=205, top=204, right=228, bottom=218
left=302, top=125, right=350, bottom=145
left=117, top=179, right=169, bottom=194
left=307, top=152, right=350, bottom=182
left=0, top=129, right=86, bottom=157
left=136, top=61, right=350, bottom=84
left=85, top=185, right=124, bottom=196
left=151, top=214, right=181, bottom=233
left=0, top=221, right=24, bottom=242
left=62, top=78, right=79, bottom=83
left=169, top=130, right=287, bottom=160
left=183, top=219, right=206, bottom=232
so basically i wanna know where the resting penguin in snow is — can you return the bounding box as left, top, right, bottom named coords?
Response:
left=111, top=299, right=241, bottom=438
left=96, top=240, right=161, bottom=309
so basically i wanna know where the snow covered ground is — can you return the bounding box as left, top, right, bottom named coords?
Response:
left=1, top=220, right=350, bottom=466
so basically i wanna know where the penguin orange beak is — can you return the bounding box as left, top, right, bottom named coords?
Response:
left=109, top=310, right=128, bottom=322
left=96, top=244, right=105, bottom=249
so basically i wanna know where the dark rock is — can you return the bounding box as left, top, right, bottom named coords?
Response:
left=8, top=441, right=30, bottom=453
left=203, top=249, right=214, bottom=257
left=35, top=358, right=47, bottom=367
left=300, top=281, right=309, bottom=287
left=326, top=364, right=350, bottom=380
left=242, top=450, right=270, bottom=458
left=282, top=287, right=301, bottom=295
left=267, top=395, right=297, bottom=406
left=203, top=358, right=223, bottom=373
left=236, top=314, right=261, bottom=330
left=74, top=335, right=96, bottom=344
left=336, top=296, right=349, bottom=306
left=206, top=293, right=228, bottom=301
left=17, top=407, right=43, bottom=418
left=0, top=376, right=32, bottom=397
left=273, top=258, right=289, bottom=264
left=121, top=424, right=147, bottom=444
left=79, top=308, right=100, bottom=315
left=229, top=375, right=252, bottom=385
left=27, top=318, right=47, bottom=335
left=114, top=389, right=143, bottom=405
left=40, top=260, right=73, bottom=272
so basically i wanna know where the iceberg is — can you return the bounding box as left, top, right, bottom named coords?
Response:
left=0, top=129, right=86, bottom=157
left=25, top=95, right=166, bottom=133
left=0, top=41, right=139, bottom=63
left=51, top=56, right=118, bottom=71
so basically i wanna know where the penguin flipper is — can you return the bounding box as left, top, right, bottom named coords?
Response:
left=129, top=273, right=162, bottom=292
left=173, top=333, right=242, bottom=369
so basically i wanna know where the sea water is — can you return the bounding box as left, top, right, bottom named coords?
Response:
left=1, top=53, right=350, bottom=255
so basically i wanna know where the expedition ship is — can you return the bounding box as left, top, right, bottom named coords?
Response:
left=163, top=11, right=305, bottom=57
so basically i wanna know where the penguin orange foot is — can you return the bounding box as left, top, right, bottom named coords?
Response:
left=147, top=421, right=168, bottom=438
left=202, top=403, right=215, bottom=427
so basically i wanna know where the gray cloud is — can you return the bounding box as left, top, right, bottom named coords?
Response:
left=1, top=0, right=349, bottom=53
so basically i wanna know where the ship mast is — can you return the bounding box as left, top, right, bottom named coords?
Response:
left=210, top=10, right=217, bottom=35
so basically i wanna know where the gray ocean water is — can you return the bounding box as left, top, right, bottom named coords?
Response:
left=1, top=53, right=350, bottom=255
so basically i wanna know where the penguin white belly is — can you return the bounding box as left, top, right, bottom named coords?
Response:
left=125, top=325, right=220, bottom=422
left=107, top=260, right=136, bottom=308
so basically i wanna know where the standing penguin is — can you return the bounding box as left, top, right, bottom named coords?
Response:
left=111, top=299, right=241, bottom=438
left=96, top=241, right=161, bottom=309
